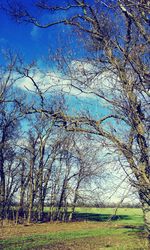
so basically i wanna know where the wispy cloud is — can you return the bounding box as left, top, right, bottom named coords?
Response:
left=0, top=37, right=7, bottom=44
left=0, top=38, right=9, bottom=48
left=30, top=26, right=40, bottom=39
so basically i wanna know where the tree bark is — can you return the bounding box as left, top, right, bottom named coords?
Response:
left=38, top=198, right=44, bottom=222
left=38, top=141, right=45, bottom=222
left=0, top=150, right=5, bottom=221
left=139, top=187, right=150, bottom=236
left=28, top=155, right=35, bottom=223
left=70, top=178, right=81, bottom=221
left=56, top=177, right=67, bottom=221
left=19, top=161, right=26, bottom=222
left=142, top=203, right=150, bottom=236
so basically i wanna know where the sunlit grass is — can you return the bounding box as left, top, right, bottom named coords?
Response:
left=74, top=207, right=143, bottom=225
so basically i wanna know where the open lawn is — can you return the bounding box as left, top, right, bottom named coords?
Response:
left=0, top=208, right=149, bottom=250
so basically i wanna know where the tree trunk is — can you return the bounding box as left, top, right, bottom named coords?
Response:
left=70, top=182, right=80, bottom=221
left=38, top=185, right=47, bottom=222
left=19, top=161, right=26, bottom=222
left=0, top=153, right=5, bottom=221
left=19, top=188, right=25, bottom=222
left=38, top=141, right=45, bottom=222
left=38, top=198, right=44, bottom=222
left=28, top=191, right=35, bottom=224
left=28, top=163, right=34, bottom=223
left=142, top=203, right=150, bottom=236
left=139, top=187, right=150, bottom=237
left=56, top=177, right=67, bottom=221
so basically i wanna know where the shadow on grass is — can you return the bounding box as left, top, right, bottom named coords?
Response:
left=4, top=210, right=143, bottom=226
left=72, top=212, right=130, bottom=222
left=123, top=225, right=144, bottom=230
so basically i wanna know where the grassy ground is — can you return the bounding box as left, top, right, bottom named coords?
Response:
left=0, top=208, right=149, bottom=250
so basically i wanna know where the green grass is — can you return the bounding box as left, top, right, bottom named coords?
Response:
left=44, top=207, right=143, bottom=225
left=1, top=207, right=148, bottom=250
left=74, top=207, right=143, bottom=224
left=0, top=226, right=144, bottom=250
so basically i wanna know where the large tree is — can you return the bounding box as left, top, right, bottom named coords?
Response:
left=3, top=0, right=150, bottom=235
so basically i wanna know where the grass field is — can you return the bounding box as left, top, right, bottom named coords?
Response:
left=0, top=208, right=149, bottom=250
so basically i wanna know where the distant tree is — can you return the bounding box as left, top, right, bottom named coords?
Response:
left=68, top=136, right=105, bottom=220
left=20, top=116, right=56, bottom=223
left=0, top=54, right=21, bottom=221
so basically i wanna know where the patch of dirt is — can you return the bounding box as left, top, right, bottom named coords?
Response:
left=0, top=221, right=111, bottom=240
left=33, top=236, right=149, bottom=250
left=33, top=236, right=117, bottom=250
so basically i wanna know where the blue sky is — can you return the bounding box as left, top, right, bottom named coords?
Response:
left=0, top=5, right=65, bottom=62
left=0, top=0, right=85, bottom=63
left=0, top=0, right=116, bottom=64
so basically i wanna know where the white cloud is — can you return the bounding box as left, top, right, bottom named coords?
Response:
left=70, top=60, right=119, bottom=92
left=15, top=67, right=98, bottom=98
left=15, top=60, right=121, bottom=103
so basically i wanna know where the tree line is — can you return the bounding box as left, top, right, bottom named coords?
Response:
left=0, top=66, right=104, bottom=223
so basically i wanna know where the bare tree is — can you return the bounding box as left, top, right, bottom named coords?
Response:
left=0, top=55, right=22, bottom=222
left=68, top=135, right=105, bottom=220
